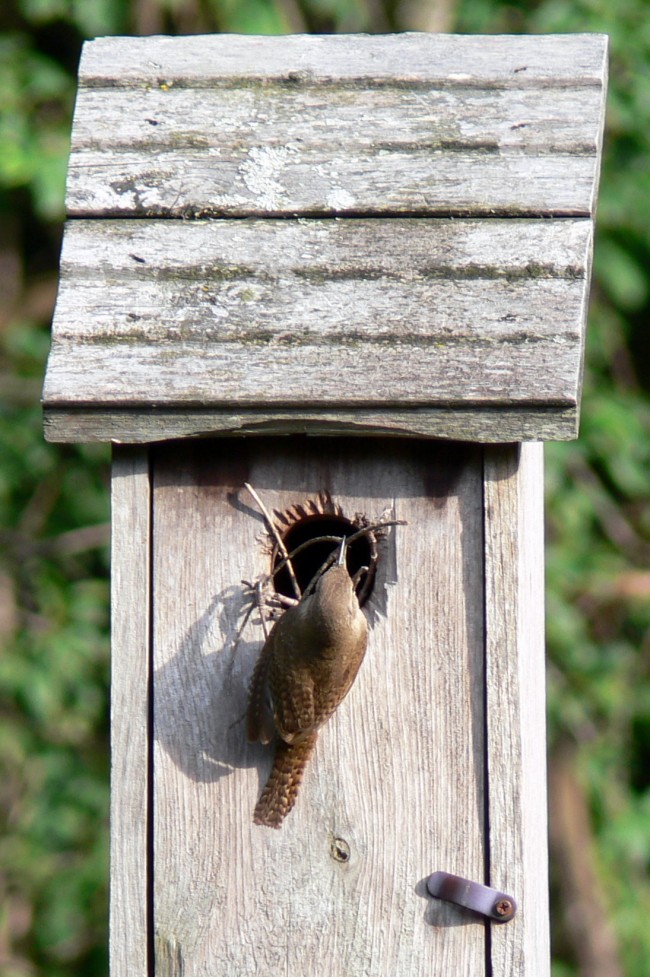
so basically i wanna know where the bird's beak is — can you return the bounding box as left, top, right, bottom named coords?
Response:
left=337, top=536, right=347, bottom=566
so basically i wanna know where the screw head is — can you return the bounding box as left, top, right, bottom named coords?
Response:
left=494, top=898, right=514, bottom=918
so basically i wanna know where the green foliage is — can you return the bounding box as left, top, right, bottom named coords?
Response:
left=0, top=36, right=72, bottom=219
left=0, top=0, right=648, bottom=975
left=0, top=317, right=110, bottom=973
left=509, top=3, right=650, bottom=971
left=19, top=0, right=126, bottom=36
left=212, top=0, right=288, bottom=33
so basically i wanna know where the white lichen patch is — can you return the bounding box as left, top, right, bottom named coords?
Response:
left=326, top=187, right=356, bottom=211
left=75, top=181, right=130, bottom=212
left=239, top=145, right=298, bottom=210
left=139, top=185, right=168, bottom=209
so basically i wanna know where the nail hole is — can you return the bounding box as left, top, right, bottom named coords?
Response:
left=330, top=837, right=351, bottom=863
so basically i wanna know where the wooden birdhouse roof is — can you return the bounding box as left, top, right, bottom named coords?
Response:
left=42, top=32, right=608, bottom=443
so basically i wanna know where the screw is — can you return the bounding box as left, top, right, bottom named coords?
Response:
left=494, top=899, right=514, bottom=918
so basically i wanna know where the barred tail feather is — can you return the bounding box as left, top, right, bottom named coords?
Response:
left=253, top=733, right=318, bottom=828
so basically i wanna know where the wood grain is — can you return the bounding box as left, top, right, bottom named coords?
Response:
left=43, top=32, right=607, bottom=444
left=110, top=446, right=151, bottom=977
left=68, top=33, right=608, bottom=218
left=150, top=438, right=486, bottom=976
left=78, top=32, right=608, bottom=85
left=43, top=403, right=578, bottom=445
left=43, top=217, right=592, bottom=443
left=483, top=442, right=549, bottom=977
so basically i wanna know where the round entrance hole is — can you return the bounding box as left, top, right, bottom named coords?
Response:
left=272, top=513, right=374, bottom=606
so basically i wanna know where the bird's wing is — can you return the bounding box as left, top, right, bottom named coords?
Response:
left=246, top=626, right=276, bottom=745
left=268, top=639, right=316, bottom=743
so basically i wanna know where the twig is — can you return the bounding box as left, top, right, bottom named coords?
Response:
left=243, top=482, right=301, bottom=601
left=252, top=580, right=270, bottom=641
left=270, top=520, right=407, bottom=585
left=233, top=577, right=283, bottom=664
left=302, top=547, right=345, bottom=598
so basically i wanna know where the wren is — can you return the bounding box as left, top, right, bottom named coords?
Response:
left=247, top=539, right=368, bottom=827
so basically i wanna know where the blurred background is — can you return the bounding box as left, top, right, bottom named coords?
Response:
left=0, top=1, right=648, bottom=975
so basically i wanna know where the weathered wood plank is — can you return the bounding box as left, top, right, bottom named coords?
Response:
left=110, top=446, right=151, bottom=977
left=42, top=217, right=591, bottom=441
left=67, top=150, right=599, bottom=219
left=56, top=214, right=593, bottom=287
left=79, top=32, right=608, bottom=87
left=151, top=438, right=486, bottom=976
left=67, top=33, right=608, bottom=218
left=44, top=335, right=581, bottom=401
left=71, top=85, right=603, bottom=155
left=66, top=94, right=602, bottom=219
left=43, top=404, right=579, bottom=444
left=483, top=442, right=549, bottom=977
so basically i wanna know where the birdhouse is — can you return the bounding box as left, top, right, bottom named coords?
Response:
left=43, top=32, right=608, bottom=977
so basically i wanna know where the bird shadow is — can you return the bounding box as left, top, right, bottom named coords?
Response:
left=153, top=582, right=271, bottom=786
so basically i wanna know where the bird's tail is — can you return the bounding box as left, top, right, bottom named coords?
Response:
left=253, top=733, right=318, bottom=828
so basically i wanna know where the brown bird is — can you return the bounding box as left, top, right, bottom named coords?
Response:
left=247, top=539, right=368, bottom=828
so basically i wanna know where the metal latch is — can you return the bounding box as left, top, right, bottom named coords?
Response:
left=426, top=872, right=517, bottom=923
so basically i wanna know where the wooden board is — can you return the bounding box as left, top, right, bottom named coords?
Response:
left=150, top=438, right=487, bottom=976
left=43, top=217, right=592, bottom=443
left=43, top=403, right=577, bottom=446
left=78, top=32, right=607, bottom=85
left=110, top=447, right=151, bottom=977
left=484, top=443, right=549, bottom=976
left=68, top=33, right=608, bottom=218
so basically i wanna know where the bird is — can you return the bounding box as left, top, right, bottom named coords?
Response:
left=247, top=538, right=368, bottom=828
